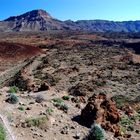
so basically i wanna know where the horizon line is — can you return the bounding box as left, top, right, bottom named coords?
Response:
left=0, top=9, right=140, bottom=22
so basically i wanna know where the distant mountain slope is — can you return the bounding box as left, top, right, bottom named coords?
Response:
left=75, top=20, right=140, bottom=32
left=1, top=9, right=140, bottom=32
left=2, top=9, right=73, bottom=31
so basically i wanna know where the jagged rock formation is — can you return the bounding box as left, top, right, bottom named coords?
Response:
left=81, top=93, right=120, bottom=137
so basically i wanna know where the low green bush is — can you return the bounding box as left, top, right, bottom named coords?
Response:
left=119, top=117, right=133, bottom=127
left=62, top=96, right=70, bottom=100
left=8, top=86, right=18, bottom=93
left=46, top=108, right=54, bottom=115
left=0, top=123, right=6, bottom=140
left=60, top=104, right=69, bottom=113
left=88, top=124, right=104, bottom=140
left=18, top=106, right=24, bottom=111
left=25, top=116, right=48, bottom=127
left=52, top=98, right=63, bottom=104
left=53, top=102, right=69, bottom=113
left=6, top=94, right=18, bottom=104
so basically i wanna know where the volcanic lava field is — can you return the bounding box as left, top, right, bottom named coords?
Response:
left=0, top=31, right=139, bottom=140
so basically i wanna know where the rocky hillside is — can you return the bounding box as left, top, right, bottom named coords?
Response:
left=75, top=20, right=140, bottom=32
left=0, top=9, right=75, bottom=32
left=1, top=9, right=140, bottom=32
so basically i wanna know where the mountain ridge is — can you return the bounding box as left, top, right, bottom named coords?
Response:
left=4, top=9, right=52, bottom=21
left=1, top=9, right=140, bottom=32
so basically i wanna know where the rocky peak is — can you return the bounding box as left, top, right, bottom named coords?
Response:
left=28, top=9, right=52, bottom=19
left=5, top=9, right=52, bottom=21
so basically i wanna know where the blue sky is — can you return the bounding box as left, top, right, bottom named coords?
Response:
left=0, top=0, right=140, bottom=21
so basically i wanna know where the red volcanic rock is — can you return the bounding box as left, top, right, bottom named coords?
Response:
left=81, top=93, right=121, bottom=136
left=0, top=42, right=41, bottom=61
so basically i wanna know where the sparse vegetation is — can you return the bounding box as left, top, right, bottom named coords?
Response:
left=62, top=96, right=70, bottom=100
left=0, top=123, right=6, bottom=140
left=60, top=103, right=69, bottom=113
left=8, top=86, right=18, bottom=93
left=52, top=98, right=64, bottom=104
left=111, top=95, right=130, bottom=109
left=95, top=81, right=106, bottom=87
left=119, top=117, right=133, bottom=127
left=127, top=125, right=134, bottom=131
left=52, top=97, right=69, bottom=113
left=6, top=94, right=18, bottom=104
left=46, top=108, right=54, bottom=115
left=25, top=116, right=48, bottom=127
left=54, top=102, right=69, bottom=113
left=0, top=30, right=140, bottom=140
left=7, top=113, right=13, bottom=123
left=120, top=125, right=126, bottom=135
left=53, top=77, right=62, bottom=85
left=35, top=95, right=44, bottom=103
left=18, top=106, right=24, bottom=111
left=88, top=124, right=104, bottom=140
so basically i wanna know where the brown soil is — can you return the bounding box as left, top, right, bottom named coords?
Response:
left=0, top=42, right=41, bottom=61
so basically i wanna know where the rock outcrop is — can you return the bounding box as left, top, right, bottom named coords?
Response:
left=81, top=93, right=120, bottom=137
left=69, top=83, right=94, bottom=97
